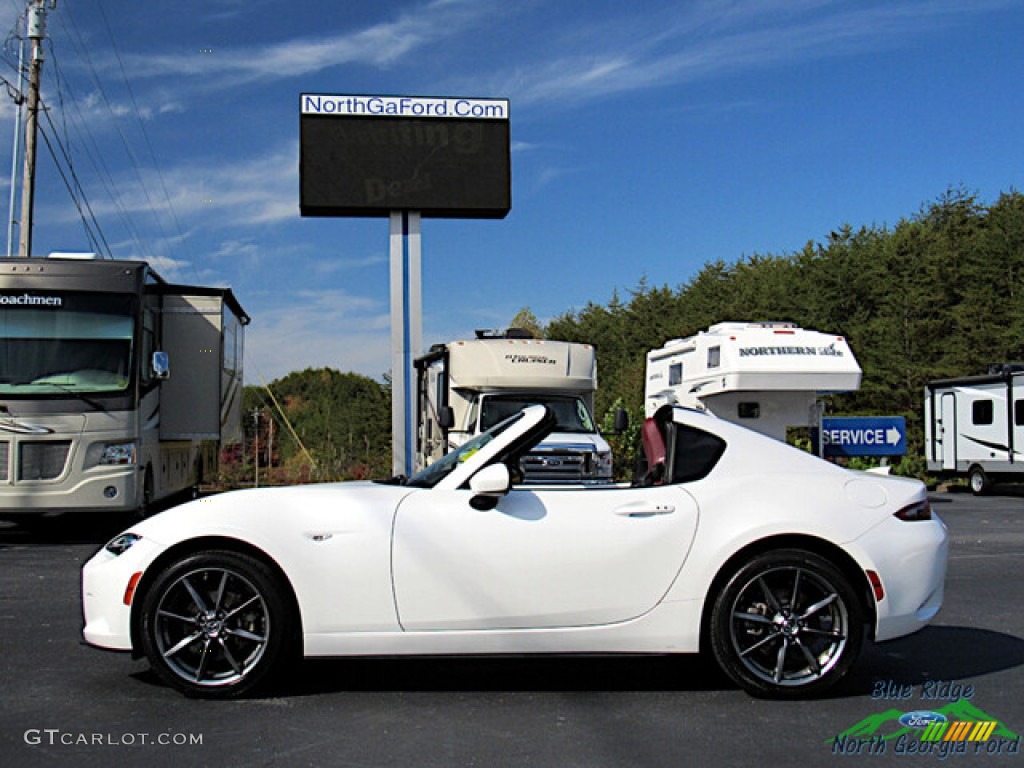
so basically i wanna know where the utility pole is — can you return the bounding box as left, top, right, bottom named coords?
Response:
left=252, top=408, right=260, bottom=488
left=18, top=0, right=54, bottom=259
left=6, top=27, right=25, bottom=258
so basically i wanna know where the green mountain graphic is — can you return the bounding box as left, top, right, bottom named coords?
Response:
left=830, top=699, right=1019, bottom=744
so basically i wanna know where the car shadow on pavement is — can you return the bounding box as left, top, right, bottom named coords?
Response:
left=0, top=512, right=138, bottom=547
left=254, top=625, right=1022, bottom=698
left=835, top=625, right=1024, bottom=698
left=274, top=654, right=732, bottom=696
left=121, top=624, right=1024, bottom=699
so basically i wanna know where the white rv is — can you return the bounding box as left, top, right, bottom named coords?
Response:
left=924, top=364, right=1024, bottom=494
left=645, top=321, right=862, bottom=441
left=0, top=257, right=248, bottom=516
left=414, top=330, right=614, bottom=483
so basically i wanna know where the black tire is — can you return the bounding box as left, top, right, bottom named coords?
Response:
left=709, top=548, right=864, bottom=698
left=969, top=466, right=989, bottom=496
left=139, top=550, right=294, bottom=698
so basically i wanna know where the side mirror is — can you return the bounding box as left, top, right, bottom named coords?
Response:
left=438, top=406, right=455, bottom=431
left=152, top=351, right=170, bottom=380
left=469, top=463, right=510, bottom=511
left=613, top=408, right=629, bottom=433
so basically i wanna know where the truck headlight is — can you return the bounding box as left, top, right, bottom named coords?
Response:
left=595, top=451, right=613, bottom=477
left=100, top=442, right=137, bottom=466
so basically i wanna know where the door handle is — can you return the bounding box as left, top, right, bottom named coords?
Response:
left=614, top=501, right=675, bottom=517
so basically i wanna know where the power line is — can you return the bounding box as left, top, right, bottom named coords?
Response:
left=93, top=0, right=197, bottom=279
left=55, top=2, right=176, bottom=262
left=44, top=33, right=154, bottom=261
left=37, top=92, right=113, bottom=257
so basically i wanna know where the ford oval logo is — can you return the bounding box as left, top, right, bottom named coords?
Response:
left=899, top=711, right=948, bottom=729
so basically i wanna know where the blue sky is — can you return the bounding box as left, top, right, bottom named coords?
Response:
left=0, top=0, right=1022, bottom=382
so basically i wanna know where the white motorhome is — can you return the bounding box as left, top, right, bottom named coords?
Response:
left=645, top=321, right=862, bottom=441
left=0, top=256, right=249, bottom=516
left=415, top=330, right=614, bottom=483
left=924, top=364, right=1024, bottom=494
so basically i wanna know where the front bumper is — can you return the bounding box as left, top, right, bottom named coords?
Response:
left=81, top=535, right=165, bottom=651
left=1, top=465, right=138, bottom=514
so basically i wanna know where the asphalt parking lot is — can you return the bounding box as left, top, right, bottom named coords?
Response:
left=1, top=490, right=1022, bottom=768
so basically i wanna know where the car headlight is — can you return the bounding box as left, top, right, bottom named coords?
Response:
left=105, top=533, right=142, bottom=556
left=100, top=442, right=137, bottom=466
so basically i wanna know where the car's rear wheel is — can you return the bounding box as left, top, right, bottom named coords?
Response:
left=710, top=548, right=863, bottom=698
left=139, top=550, right=293, bottom=698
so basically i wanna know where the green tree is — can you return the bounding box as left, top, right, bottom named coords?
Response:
left=236, top=368, right=391, bottom=484
left=509, top=307, right=544, bottom=338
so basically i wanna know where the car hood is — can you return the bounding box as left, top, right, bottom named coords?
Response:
left=125, top=481, right=418, bottom=549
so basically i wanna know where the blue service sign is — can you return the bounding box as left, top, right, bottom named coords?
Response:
left=820, top=416, right=907, bottom=457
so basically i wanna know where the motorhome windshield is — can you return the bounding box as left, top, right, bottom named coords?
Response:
left=480, top=394, right=594, bottom=433
left=0, top=292, right=135, bottom=396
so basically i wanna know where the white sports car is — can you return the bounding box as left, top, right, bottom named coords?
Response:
left=82, top=404, right=948, bottom=699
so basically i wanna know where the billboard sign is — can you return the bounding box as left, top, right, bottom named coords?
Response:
left=299, top=94, right=511, bottom=219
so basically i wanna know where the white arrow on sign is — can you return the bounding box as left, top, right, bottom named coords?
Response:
left=886, top=426, right=901, bottom=445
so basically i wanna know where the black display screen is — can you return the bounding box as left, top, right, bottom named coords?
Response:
left=300, top=114, right=510, bottom=218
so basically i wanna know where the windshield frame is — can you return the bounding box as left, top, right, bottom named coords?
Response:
left=404, top=410, right=527, bottom=489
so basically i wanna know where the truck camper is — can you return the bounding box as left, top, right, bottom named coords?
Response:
left=645, top=321, right=862, bottom=441
left=415, top=329, right=614, bottom=483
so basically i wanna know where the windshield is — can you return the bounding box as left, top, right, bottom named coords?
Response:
left=479, top=394, right=594, bottom=433
left=404, top=409, right=526, bottom=489
left=0, top=292, right=135, bottom=396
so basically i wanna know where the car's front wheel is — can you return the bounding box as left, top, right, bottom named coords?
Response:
left=139, top=550, right=294, bottom=698
left=709, top=548, right=864, bottom=698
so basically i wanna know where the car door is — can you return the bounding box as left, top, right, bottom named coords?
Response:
left=391, top=482, right=699, bottom=631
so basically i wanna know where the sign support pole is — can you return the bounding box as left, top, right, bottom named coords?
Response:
left=389, top=211, right=422, bottom=477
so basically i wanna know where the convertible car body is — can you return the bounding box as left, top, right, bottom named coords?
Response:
left=82, top=405, right=947, bottom=698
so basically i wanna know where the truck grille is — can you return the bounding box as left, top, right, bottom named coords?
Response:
left=0, top=442, right=8, bottom=481
left=18, top=441, right=71, bottom=481
left=520, top=450, right=592, bottom=483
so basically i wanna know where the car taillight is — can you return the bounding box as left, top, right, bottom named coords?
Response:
left=894, top=499, right=932, bottom=521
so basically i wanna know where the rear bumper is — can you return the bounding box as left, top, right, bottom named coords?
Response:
left=850, top=513, right=949, bottom=642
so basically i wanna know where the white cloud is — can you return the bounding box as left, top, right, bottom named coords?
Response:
left=121, top=0, right=502, bottom=88
left=52, top=139, right=299, bottom=243
left=141, top=254, right=195, bottom=282
left=312, top=254, right=388, bottom=275
left=244, top=289, right=392, bottom=382
left=476, top=0, right=1021, bottom=109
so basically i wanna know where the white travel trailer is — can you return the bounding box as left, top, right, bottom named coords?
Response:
left=645, top=322, right=862, bottom=441
left=0, top=256, right=249, bottom=517
left=415, top=330, right=615, bottom=483
left=924, top=364, right=1024, bottom=494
